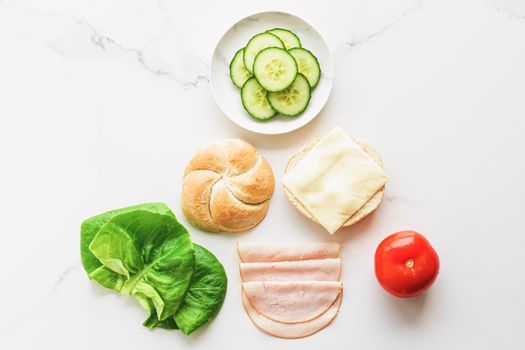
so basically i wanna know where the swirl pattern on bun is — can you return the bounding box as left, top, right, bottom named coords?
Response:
left=182, top=139, right=274, bottom=232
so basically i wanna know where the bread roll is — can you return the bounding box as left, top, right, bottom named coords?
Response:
left=182, top=139, right=274, bottom=232
left=284, top=136, right=385, bottom=228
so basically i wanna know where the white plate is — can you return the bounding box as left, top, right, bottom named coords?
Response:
left=210, top=11, right=334, bottom=135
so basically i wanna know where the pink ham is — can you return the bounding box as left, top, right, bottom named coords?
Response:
left=242, top=281, right=342, bottom=324
left=240, top=258, right=341, bottom=282
left=242, top=291, right=342, bottom=339
left=237, top=242, right=341, bottom=262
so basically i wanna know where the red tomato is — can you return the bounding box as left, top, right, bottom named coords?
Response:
left=374, top=230, right=440, bottom=298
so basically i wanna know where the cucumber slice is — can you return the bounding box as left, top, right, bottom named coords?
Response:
left=230, top=48, right=252, bottom=89
left=253, top=47, right=298, bottom=92
left=288, top=48, right=321, bottom=89
left=243, top=33, right=284, bottom=73
left=241, top=77, right=276, bottom=120
left=266, top=28, right=301, bottom=50
left=267, top=74, right=311, bottom=116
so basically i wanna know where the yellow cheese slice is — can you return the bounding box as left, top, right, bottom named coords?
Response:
left=282, top=127, right=388, bottom=234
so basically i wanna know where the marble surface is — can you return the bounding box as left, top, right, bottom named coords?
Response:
left=1, top=0, right=525, bottom=349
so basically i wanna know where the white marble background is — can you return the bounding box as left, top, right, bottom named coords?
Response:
left=1, top=0, right=524, bottom=349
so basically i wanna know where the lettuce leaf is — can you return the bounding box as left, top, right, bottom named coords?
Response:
left=143, top=244, right=227, bottom=334
left=88, top=265, right=127, bottom=291
left=174, top=244, right=227, bottom=334
left=80, top=203, right=227, bottom=334
left=81, top=203, right=194, bottom=321
left=80, top=203, right=176, bottom=292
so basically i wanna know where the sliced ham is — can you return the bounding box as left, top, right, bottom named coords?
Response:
left=240, top=258, right=341, bottom=282
left=242, top=291, right=342, bottom=339
left=242, top=281, right=342, bottom=323
left=237, top=242, right=341, bottom=262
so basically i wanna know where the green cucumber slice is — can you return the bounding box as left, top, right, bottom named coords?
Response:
left=243, top=33, right=284, bottom=73
left=253, top=47, right=298, bottom=92
left=267, top=74, right=311, bottom=116
left=230, top=48, right=252, bottom=89
left=241, top=77, right=276, bottom=120
left=266, top=28, right=301, bottom=50
left=288, top=48, right=321, bottom=88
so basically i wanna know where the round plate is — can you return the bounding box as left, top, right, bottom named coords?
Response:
left=210, top=11, right=334, bottom=135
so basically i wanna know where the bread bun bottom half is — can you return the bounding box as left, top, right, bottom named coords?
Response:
left=284, top=136, right=385, bottom=228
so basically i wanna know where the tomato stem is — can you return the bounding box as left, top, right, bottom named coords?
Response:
left=405, top=259, right=415, bottom=268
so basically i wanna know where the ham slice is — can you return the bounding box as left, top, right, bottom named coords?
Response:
left=242, top=281, right=342, bottom=323
left=240, top=259, right=341, bottom=282
left=242, top=291, right=342, bottom=339
left=237, top=242, right=341, bottom=262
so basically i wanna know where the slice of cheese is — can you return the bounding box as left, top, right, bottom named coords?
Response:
left=282, top=127, right=388, bottom=234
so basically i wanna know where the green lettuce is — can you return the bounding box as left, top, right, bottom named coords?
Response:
left=81, top=203, right=194, bottom=321
left=89, top=211, right=194, bottom=320
left=80, top=203, right=176, bottom=292
left=143, top=244, right=228, bottom=334
left=80, top=203, right=227, bottom=335
left=174, top=244, right=227, bottom=334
